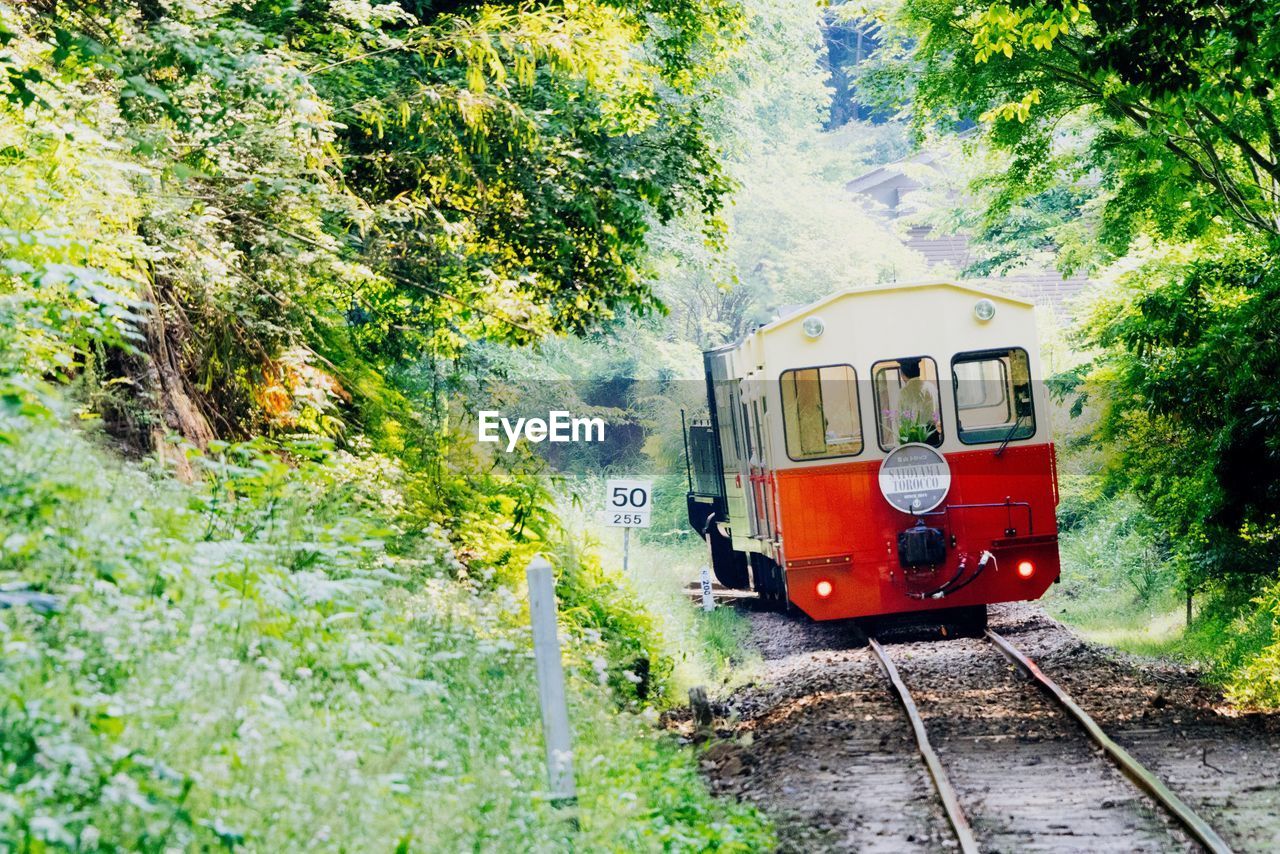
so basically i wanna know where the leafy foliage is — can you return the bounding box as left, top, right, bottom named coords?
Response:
left=1219, top=578, right=1280, bottom=706
left=863, top=0, right=1280, bottom=262
left=0, top=413, right=771, bottom=850
left=296, top=0, right=740, bottom=343
left=0, top=0, right=742, bottom=457
left=0, top=0, right=778, bottom=846
left=1080, top=242, right=1280, bottom=588
left=858, top=0, right=1280, bottom=703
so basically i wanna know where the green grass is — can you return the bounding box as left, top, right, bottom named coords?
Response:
left=596, top=532, right=763, bottom=695
left=0, top=416, right=773, bottom=851
left=557, top=498, right=762, bottom=698
left=1047, top=589, right=1190, bottom=658
left=1048, top=489, right=1280, bottom=709
left=699, top=606, right=756, bottom=674
left=1045, top=489, right=1195, bottom=658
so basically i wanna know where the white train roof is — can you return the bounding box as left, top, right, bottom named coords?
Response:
left=705, top=280, right=1051, bottom=467
left=762, top=281, right=1033, bottom=335
left=709, top=281, right=1041, bottom=382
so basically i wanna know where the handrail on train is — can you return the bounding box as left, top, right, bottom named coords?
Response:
left=916, top=498, right=1035, bottom=537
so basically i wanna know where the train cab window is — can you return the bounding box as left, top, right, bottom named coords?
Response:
left=952, top=348, right=1036, bottom=444
left=779, top=365, right=863, bottom=460
left=872, top=356, right=943, bottom=450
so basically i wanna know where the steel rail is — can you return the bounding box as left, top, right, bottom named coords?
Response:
left=868, top=638, right=980, bottom=854
left=986, top=630, right=1234, bottom=854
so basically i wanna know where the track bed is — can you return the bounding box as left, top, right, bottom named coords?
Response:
left=683, top=603, right=1280, bottom=852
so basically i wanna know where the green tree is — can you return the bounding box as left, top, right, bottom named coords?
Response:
left=866, top=0, right=1280, bottom=693
left=865, top=0, right=1280, bottom=255
left=1, top=0, right=741, bottom=455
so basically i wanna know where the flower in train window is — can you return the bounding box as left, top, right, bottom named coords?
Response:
left=883, top=408, right=940, bottom=445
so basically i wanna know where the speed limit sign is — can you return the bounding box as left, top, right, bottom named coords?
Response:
left=604, top=479, right=652, bottom=528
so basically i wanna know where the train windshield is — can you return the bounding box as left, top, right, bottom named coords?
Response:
left=952, top=348, right=1036, bottom=444
left=872, top=356, right=943, bottom=450
left=779, top=365, right=863, bottom=460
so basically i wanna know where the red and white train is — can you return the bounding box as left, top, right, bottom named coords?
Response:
left=685, top=282, right=1060, bottom=631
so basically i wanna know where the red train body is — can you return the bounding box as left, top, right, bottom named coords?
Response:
left=685, top=282, right=1061, bottom=624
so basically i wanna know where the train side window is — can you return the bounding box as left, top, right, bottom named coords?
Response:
left=747, top=399, right=757, bottom=460
left=872, top=356, right=943, bottom=450
left=710, top=378, right=737, bottom=466
left=951, top=348, right=1036, bottom=444
left=779, top=365, right=863, bottom=461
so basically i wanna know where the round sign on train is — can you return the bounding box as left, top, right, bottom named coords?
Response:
left=877, top=443, right=952, bottom=514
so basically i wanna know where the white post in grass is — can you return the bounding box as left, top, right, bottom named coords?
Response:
left=622, top=526, right=630, bottom=574
left=700, top=520, right=716, bottom=612
left=526, top=555, right=577, bottom=806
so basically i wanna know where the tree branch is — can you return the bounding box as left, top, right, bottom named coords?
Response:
left=1196, top=106, right=1280, bottom=185
left=1164, top=136, right=1276, bottom=234
left=1260, top=99, right=1280, bottom=165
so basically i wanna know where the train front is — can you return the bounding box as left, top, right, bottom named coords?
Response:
left=781, top=434, right=1060, bottom=623
left=685, top=282, right=1061, bottom=625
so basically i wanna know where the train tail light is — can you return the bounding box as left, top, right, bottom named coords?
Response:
left=1016, top=560, right=1036, bottom=579
left=815, top=579, right=834, bottom=598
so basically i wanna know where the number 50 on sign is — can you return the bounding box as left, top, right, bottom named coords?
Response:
left=605, top=479, right=652, bottom=528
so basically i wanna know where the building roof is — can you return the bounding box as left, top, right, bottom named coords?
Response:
left=845, top=150, right=1092, bottom=316
left=843, top=149, right=939, bottom=196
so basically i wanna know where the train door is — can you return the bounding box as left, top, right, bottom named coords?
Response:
left=737, top=391, right=760, bottom=537
left=742, top=380, right=775, bottom=541
left=707, top=352, right=752, bottom=546
left=756, top=395, right=779, bottom=541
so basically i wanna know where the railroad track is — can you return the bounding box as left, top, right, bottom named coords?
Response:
left=868, top=630, right=1235, bottom=854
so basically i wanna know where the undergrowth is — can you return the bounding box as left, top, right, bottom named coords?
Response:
left=0, top=410, right=772, bottom=851
left=1048, top=492, right=1185, bottom=650
left=1051, top=489, right=1280, bottom=707
left=557, top=486, right=761, bottom=696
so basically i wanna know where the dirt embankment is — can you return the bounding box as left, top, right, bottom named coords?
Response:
left=671, top=604, right=1280, bottom=853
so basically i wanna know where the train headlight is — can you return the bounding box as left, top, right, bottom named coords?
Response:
left=1016, top=560, right=1036, bottom=579
left=973, top=298, right=996, bottom=322
left=815, top=579, right=834, bottom=598
left=802, top=316, right=825, bottom=339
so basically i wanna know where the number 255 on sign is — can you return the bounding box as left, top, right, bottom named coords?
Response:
left=605, top=479, right=652, bottom=528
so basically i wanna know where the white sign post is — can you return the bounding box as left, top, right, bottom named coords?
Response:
left=604, top=479, right=652, bottom=574
left=526, top=556, right=577, bottom=809
left=699, top=565, right=715, bottom=612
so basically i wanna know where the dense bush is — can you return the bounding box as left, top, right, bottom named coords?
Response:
left=0, top=3, right=777, bottom=846
left=1062, top=244, right=1280, bottom=703
left=0, top=412, right=770, bottom=851
left=1218, top=580, right=1280, bottom=706
left=1055, top=493, right=1176, bottom=607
